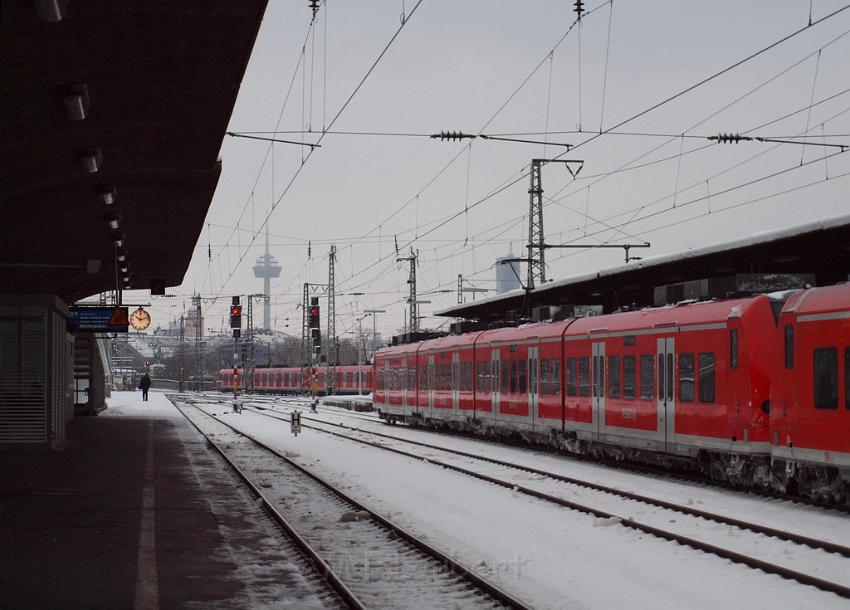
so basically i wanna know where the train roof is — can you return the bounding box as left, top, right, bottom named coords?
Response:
left=418, top=332, right=482, bottom=353
left=464, top=296, right=770, bottom=346
left=563, top=295, right=769, bottom=336
left=782, top=283, right=850, bottom=316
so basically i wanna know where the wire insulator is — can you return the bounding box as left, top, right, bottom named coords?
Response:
left=709, top=132, right=753, bottom=144
left=309, top=0, right=320, bottom=18
left=574, top=0, right=584, bottom=19
left=430, top=131, right=475, bottom=141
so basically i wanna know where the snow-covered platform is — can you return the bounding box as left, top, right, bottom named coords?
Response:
left=321, top=394, right=374, bottom=412
left=0, top=391, right=328, bottom=608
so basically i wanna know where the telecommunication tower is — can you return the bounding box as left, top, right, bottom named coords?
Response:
left=252, top=225, right=281, bottom=331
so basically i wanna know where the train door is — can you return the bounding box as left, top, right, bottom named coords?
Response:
left=452, top=352, right=460, bottom=413
left=657, top=337, right=676, bottom=451
left=491, top=349, right=500, bottom=421
left=383, top=361, right=390, bottom=408
left=528, top=346, right=539, bottom=430
left=401, top=358, right=408, bottom=414
left=427, top=354, right=435, bottom=420
left=592, top=342, right=606, bottom=437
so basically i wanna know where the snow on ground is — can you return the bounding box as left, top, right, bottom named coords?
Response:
left=189, top=395, right=850, bottom=610
left=103, top=389, right=182, bottom=419
left=103, top=391, right=335, bottom=608
left=264, top=396, right=850, bottom=549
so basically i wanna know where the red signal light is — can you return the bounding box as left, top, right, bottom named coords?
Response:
left=310, top=307, right=319, bottom=316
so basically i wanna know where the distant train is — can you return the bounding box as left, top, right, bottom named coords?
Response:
left=373, top=284, right=850, bottom=506
left=219, top=364, right=372, bottom=396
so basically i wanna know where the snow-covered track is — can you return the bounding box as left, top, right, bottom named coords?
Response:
left=173, top=401, right=361, bottom=609
left=259, top=406, right=850, bottom=556
left=177, top=399, right=532, bottom=610
left=246, top=404, right=850, bottom=600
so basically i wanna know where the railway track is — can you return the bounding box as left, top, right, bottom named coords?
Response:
left=175, top=398, right=532, bottom=610
left=230, top=399, right=850, bottom=601
left=240, top=392, right=848, bottom=513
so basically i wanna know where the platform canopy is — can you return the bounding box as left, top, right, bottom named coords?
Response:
left=0, top=1, right=269, bottom=302
left=435, top=214, right=850, bottom=322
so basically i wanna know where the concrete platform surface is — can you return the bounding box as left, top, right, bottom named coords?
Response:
left=0, top=391, right=331, bottom=609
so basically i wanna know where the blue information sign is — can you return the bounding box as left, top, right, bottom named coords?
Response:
left=68, top=306, right=129, bottom=333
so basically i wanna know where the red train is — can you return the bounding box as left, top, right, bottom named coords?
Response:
left=219, top=364, right=372, bottom=396
left=374, top=284, right=850, bottom=506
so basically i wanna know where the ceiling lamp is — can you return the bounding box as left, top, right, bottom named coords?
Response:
left=120, top=263, right=129, bottom=274
left=62, top=85, right=90, bottom=121
left=34, top=0, right=65, bottom=22
left=98, top=185, right=116, bottom=206
left=111, top=232, right=125, bottom=247
left=79, top=148, right=102, bottom=174
left=116, top=248, right=127, bottom=262
left=104, top=211, right=121, bottom=230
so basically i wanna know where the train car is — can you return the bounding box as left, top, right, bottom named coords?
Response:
left=378, top=294, right=779, bottom=487
left=226, top=364, right=375, bottom=396
left=559, top=296, right=776, bottom=485
left=419, top=333, right=480, bottom=425
left=333, top=365, right=373, bottom=395
left=770, top=283, right=850, bottom=503
left=471, top=323, right=566, bottom=435
left=374, top=342, right=419, bottom=420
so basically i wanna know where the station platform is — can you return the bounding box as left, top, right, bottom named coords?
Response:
left=0, top=391, right=323, bottom=609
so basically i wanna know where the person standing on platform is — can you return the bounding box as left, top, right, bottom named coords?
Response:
left=139, top=373, right=151, bottom=402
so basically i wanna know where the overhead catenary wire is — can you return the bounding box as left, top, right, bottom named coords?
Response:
left=340, top=6, right=850, bottom=297
left=204, top=3, right=850, bottom=332
left=212, top=0, right=426, bottom=299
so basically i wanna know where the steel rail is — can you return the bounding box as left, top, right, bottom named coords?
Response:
left=184, top=399, right=533, bottom=610
left=251, top=402, right=850, bottom=555
left=173, top=402, right=364, bottom=610
left=244, top=404, right=850, bottom=599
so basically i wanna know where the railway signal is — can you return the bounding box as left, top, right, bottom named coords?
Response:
left=230, top=304, right=242, bottom=328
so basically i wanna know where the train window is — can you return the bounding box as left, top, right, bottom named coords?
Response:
left=845, top=348, right=850, bottom=409
left=540, top=359, right=550, bottom=394
left=509, top=360, right=518, bottom=393
left=814, top=348, right=838, bottom=409
left=658, top=355, right=664, bottom=401
left=678, top=353, right=694, bottom=402
left=593, top=356, right=605, bottom=398
left=608, top=356, right=621, bottom=398
left=579, top=357, right=590, bottom=396
left=623, top=356, right=636, bottom=399
left=551, top=358, right=561, bottom=395
left=566, top=357, right=577, bottom=396
left=698, top=353, right=716, bottom=403
left=501, top=360, right=510, bottom=393
left=785, top=325, right=794, bottom=369
left=666, top=354, right=674, bottom=401
left=640, top=355, right=655, bottom=400
left=730, top=329, right=738, bottom=369
left=519, top=359, right=527, bottom=394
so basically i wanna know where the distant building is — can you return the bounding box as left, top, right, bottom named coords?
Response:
left=496, top=256, right=521, bottom=294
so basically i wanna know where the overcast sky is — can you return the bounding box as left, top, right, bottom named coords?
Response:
left=129, top=0, right=850, bottom=340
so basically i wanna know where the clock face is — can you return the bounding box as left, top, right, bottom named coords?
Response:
left=130, top=307, right=151, bottom=330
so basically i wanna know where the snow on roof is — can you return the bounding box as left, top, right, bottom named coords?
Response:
left=538, top=213, right=850, bottom=294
